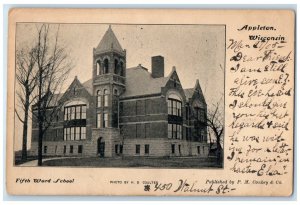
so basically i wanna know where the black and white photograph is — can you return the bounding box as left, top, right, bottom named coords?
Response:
left=5, top=7, right=296, bottom=198
left=14, top=23, right=225, bottom=168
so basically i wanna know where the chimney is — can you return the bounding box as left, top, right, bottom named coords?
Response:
left=151, top=56, right=164, bottom=78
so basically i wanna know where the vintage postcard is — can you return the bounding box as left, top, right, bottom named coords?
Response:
left=6, top=9, right=294, bottom=196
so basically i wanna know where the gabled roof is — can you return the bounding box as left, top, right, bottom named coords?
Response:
left=82, top=79, right=93, bottom=95
left=96, top=26, right=123, bottom=53
left=184, top=88, right=194, bottom=99
left=184, top=79, right=206, bottom=105
left=121, top=65, right=169, bottom=98
left=48, top=93, right=64, bottom=107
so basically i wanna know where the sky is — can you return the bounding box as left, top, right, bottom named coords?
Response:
left=14, top=23, right=225, bottom=150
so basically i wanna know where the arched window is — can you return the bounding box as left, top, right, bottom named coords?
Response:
left=96, top=61, right=101, bottom=75
left=103, top=59, right=109, bottom=74
left=97, top=90, right=102, bottom=107
left=114, top=59, right=119, bottom=74
left=167, top=93, right=182, bottom=117
left=63, top=100, right=87, bottom=141
left=167, top=93, right=183, bottom=140
left=104, top=89, right=109, bottom=107
left=120, top=61, right=124, bottom=76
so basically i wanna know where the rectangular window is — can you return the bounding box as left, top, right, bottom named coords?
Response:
left=168, top=124, right=182, bottom=139
left=71, top=107, right=75, bottom=120
left=172, top=124, right=177, bottom=139
left=68, top=107, right=71, bottom=120
left=75, top=106, right=81, bottom=119
left=78, top=145, right=83, bottom=154
left=115, top=144, right=119, bottom=154
left=104, top=95, right=108, bottom=107
left=63, top=145, right=66, bottom=154
left=145, top=144, right=150, bottom=155
left=67, top=128, right=71, bottom=141
left=44, top=146, right=47, bottom=154
left=197, top=146, right=200, bottom=154
left=81, top=127, right=86, bottom=140
left=172, top=101, right=177, bottom=116
left=168, top=99, right=182, bottom=117
left=168, top=124, right=172, bottom=139
left=103, top=113, right=108, bottom=128
left=171, top=144, right=175, bottom=154
left=81, top=106, right=86, bottom=119
left=135, top=144, right=140, bottom=154
left=64, top=108, right=68, bottom=120
left=97, top=113, right=101, bottom=128
left=168, top=100, right=172, bottom=115
left=70, top=145, right=73, bottom=154
left=64, top=128, right=67, bottom=141
left=97, top=95, right=102, bottom=108
left=178, top=144, right=181, bottom=155
left=75, top=127, right=80, bottom=140
left=71, top=127, right=75, bottom=140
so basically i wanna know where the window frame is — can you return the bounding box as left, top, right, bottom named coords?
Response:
left=145, top=144, right=150, bottom=155
left=167, top=98, right=182, bottom=117
left=78, top=145, right=83, bottom=154
left=70, top=145, right=73, bottom=154
left=135, top=144, right=140, bottom=155
left=171, top=144, right=175, bottom=154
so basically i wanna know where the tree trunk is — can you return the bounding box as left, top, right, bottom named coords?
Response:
left=21, top=103, right=29, bottom=161
left=216, top=135, right=221, bottom=165
left=37, top=120, right=43, bottom=166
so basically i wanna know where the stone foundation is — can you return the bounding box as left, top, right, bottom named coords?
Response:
left=30, top=137, right=209, bottom=158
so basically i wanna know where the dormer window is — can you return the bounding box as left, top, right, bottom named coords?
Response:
left=73, top=87, right=77, bottom=95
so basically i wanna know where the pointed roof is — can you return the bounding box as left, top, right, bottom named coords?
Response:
left=184, top=79, right=206, bottom=105
left=96, top=25, right=123, bottom=53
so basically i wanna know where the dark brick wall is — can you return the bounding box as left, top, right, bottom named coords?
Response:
left=121, top=122, right=167, bottom=139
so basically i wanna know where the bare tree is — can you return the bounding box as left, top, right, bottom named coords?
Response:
left=15, top=47, right=39, bottom=161
left=31, top=24, right=72, bottom=166
left=206, top=96, right=224, bottom=165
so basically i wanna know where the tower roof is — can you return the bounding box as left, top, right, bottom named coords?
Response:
left=96, top=25, right=123, bottom=53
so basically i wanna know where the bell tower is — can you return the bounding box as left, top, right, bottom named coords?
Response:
left=93, top=25, right=126, bottom=128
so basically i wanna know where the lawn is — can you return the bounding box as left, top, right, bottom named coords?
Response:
left=42, top=156, right=222, bottom=168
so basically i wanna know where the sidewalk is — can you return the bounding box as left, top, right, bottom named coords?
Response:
left=18, top=157, right=78, bottom=167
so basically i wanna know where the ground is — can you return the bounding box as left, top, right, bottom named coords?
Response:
left=40, top=156, right=222, bottom=168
